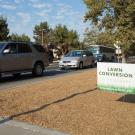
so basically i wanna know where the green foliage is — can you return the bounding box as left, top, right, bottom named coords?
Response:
left=97, top=31, right=115, bottom=47
left=53, top=24, right=79, bottom=54
left=83, top=27, right=114, bottom=47
left=51, top=24, right=80, bottom=54
left=84, top=0, right=106, bottom=23
left=0, top=16, right=9, bottom=41
left=33, top=22, right=80, bottom=51
left=53, top=24, right=68, bottom=45
left=53, top=24, right=79, bottom=48
left=9, top=33, right=31, bottom=42
left=33, top=22, right=51, bottom=48
left=67, top=30, right=79, bottom=48
left=83, top=0, right=135, bottom=54
left=83, top=26, right=99, bottom=46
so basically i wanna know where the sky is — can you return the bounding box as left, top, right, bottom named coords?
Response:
left=0, top=0, right=89, bottom=41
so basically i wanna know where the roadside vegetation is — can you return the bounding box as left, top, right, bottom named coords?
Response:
left=0, top=70, right=135, bottom=135
left=0, top=0, right=135, bottom=55
left=83, top=0, right=135, bottom=56
left=0, top=16, right=81, bottom=55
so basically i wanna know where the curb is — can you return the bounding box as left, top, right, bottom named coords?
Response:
left=0, top=117, right=69, bottom=135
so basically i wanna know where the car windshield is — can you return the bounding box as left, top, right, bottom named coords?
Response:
left=0, top=43, right=5, bottom=50
left=87, top=47, right=99, bottom=54
left=65, top=51, right=82, bottom=57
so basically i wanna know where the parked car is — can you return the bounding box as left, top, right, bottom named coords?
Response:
left=59, top=50, right=95, bottom=69
left=85, top=45, right=116, bottom=62
left=0, top=41, right=49, bottom=78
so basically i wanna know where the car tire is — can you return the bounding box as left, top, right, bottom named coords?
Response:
left=32, top=63, right=44, bottom=76
left=60, top=67, right=65, bottom=70
left=79, top=62, right=83, bottom=69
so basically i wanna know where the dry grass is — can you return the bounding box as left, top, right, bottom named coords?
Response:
left=0, top=69, right=135, bottom=135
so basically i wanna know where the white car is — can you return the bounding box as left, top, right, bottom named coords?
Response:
left=59, top=50, right=95, bottom=69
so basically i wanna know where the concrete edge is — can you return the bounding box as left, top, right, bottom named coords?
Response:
left=0, top=117, right=70, bottom=135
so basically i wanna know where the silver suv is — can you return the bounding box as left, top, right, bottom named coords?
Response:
left=0, top=41, right=49, bottom=78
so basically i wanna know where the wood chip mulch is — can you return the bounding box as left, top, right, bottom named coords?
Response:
left=0, top=69, right=135, bottom=135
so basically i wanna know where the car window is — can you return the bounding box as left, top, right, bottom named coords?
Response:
left=86, top=51, right=93, bottom=56
left=0, top=43, right=5, bottom=50
left=33, top=44, right=46, bottom=53
left=90, top=52, right=93, bottom=56
left=3, top=43, right=17, bottom=54
left=87, top=47, right=99, bottom=54
left=83, top=51, right=87, bottom=56
left=65, top=51, right=82, bottom=57
left=18, top=43, right=32, bottom=53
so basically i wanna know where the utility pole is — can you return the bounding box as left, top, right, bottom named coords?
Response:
left=40, top=29, right=49, bottom=51
left=41, top=29, right=45, bottom=46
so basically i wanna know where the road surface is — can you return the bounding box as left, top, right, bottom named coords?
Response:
left=0, top=62, right=96, bottom=90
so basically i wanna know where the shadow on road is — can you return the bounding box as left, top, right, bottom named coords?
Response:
left=0, top=58, right=95, bottom=84
left=117, top=94, right=135, bottom=103
left=0, top=67, right=93, bottom=84
left=0, top=69, right=71, bottom=84
left=0, top=88, right=97, bottom=125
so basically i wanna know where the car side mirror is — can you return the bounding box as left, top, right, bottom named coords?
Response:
left=3, top=49, right=10, bottom=54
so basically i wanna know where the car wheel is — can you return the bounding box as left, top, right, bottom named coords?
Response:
left=60, top=67, right=65, bottom=70
left=79, top=62, right=83, bottom=69
left=33, top=63, right=44, bottom=76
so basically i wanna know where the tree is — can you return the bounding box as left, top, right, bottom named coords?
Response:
left=53, top=24, right=80, bottom=48
left=0, top=16, right=9, bottom=41
left=53, top=24, right=68, bottom=45
left=83, top=0, right=135, bottom=54
left=67, top=30, right=80, bottom=48
left=9, top=33, right=31, bottom=42
left=97, top=31, right=115, bottom=46
left=83, top=25, right=100, bottom=46
left=33, top=22, right=51, bottom=48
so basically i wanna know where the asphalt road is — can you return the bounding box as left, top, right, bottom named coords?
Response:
left=0, top=62, right=96, bottom=90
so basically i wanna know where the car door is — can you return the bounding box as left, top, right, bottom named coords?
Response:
left=0, top=43, right=19, bottom=72
left=17, top=43, right=33, bottom=70
left=82, top=51, right=88, bottom=67
left=85, top=51, right=93, bottom=66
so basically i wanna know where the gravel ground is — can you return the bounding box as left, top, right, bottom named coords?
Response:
left=0, top=69, right=135, bottom=135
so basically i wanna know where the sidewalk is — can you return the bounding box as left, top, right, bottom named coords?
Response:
left=0, top=117, right=69, bottom=135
